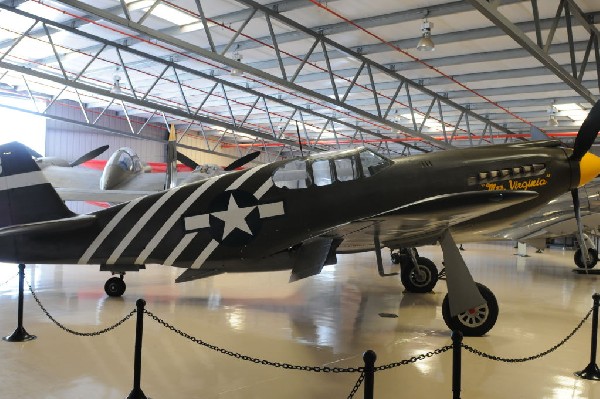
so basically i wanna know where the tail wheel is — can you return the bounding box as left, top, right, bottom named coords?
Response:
left=574, top=248, right=598, bottom=269
left=400, top=257, right=438, bottom=293
left=442, top=283, right=498, bottom=337
left=104, top=276, right=126, bottom=297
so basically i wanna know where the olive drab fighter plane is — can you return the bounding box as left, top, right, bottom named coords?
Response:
left=1, top=101, right=600, bottom=337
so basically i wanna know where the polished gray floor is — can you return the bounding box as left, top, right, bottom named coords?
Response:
left=1, top=242, right=599, bottom=398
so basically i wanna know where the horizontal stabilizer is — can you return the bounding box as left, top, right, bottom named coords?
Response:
left=0, top=214, right=96, bottom=238
left=175, top=268, right=224, bottom=283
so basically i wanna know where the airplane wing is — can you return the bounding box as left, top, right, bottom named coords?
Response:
left=326, top=190, right=539, bottom=253
left=42, top=165, right=102, bottom=190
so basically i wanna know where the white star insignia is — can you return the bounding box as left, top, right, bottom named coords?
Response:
left=183, top=191, right=285, bottom=241
left=211, top=194, right=255, bottom=239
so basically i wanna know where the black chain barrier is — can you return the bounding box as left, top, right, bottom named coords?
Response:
left=21, top=281, right=599, bottom=398
left=347, top=372, right=364, bottom=399
left=144, top=308, right=451, bottom=373
left=462, top=306, right=594, bottom=362
left=27, top=282, right=136, bottom=336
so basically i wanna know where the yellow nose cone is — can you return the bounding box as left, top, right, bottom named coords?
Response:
left=579, top=152, right=600, bottom=187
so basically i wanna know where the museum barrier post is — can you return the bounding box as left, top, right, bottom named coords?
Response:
left=452, top=330, right=463, bottom=399
left=127, top=299, right=148, bottom=399
left=3, top=264, right=36, bottom=342
left=576, top=293, right=600, bottom=380
left=363, top=350, right=376, bottom=399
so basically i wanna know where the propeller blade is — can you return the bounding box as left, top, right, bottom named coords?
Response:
left=69, top=145, right=109, bottom=167
left=224, top=151, right=260, bottom=171
left=176, top=151, right=199, bottom=170
left=165, top=124, right=178, bottom=189
left=571, top=100, right=600, bottom=161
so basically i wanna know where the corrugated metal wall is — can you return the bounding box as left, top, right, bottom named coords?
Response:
left=45, top=101, right=165, bottom=162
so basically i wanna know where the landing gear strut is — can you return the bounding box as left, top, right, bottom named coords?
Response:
left=439, top=230, right=499, bottom=336
left=104, top=273, right=126, bottom=297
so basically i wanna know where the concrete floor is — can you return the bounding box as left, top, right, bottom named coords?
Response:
left=1, top=242, right=599, bottom=398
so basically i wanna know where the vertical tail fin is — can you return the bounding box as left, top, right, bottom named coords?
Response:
left=0, top=141, right=74, bottom=228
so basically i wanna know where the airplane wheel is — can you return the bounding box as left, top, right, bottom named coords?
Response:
left=104, top=277, right=126, bottom=297
left=401, top=257, right=438, bottom=293
left=391, top=252, right=401, bottom=264
left=574, top=248, right=598, bottom=269
left=442, top=283, right=498, bottom=337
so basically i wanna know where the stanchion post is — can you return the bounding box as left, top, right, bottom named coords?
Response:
left=126, top=299, right=148, bottom=399
left=576, top=293, right=600, bottom=380
left=363, top=350, right=376, bottom=399
left=3, top=264, right=36, bottom=342
left=452, top=330, right=463, bottom=399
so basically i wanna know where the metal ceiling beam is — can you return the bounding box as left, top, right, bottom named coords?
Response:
left=467, top=0, right=598, bottom=104
left=0, top=3, right=434, bottom=156
left=0, top=4, right=404, bottom=156
left=54, top=0, right=465, bottom=149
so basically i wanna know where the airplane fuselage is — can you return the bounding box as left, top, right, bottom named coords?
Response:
left=0, top=140, right=577, bottom=275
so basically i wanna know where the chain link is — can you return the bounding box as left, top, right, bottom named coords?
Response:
left=144, top=309, right=363, bottom=373
left=375, top=345, right=453, bottom=371
left=0, top=272, right=19, bottom=287
left=27, top=282, right=136, bottom=336
left=347, top=371, right=364, bottom=399
left=462, top=306, right=594, bottom=363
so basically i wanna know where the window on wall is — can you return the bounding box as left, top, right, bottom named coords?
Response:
left=0, top=98, right=46, bottom=156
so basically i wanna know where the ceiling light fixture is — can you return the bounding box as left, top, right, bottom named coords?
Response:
left=416, top=13, right=435, bottom=52
left=230, top=45, right=244, bottom=77
left=110, top=70, right=122, bottom=95
left=547, top=104, right=559, bottom=127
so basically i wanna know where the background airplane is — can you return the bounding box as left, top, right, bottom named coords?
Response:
left=491, top=180, right=600, bottom=268
left=38, top=142, right=259, bottom=203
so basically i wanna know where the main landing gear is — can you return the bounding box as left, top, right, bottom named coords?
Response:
left=383, top=233, right=499, bottom=336
left=442, top=282, right=498, bottom=337
left=104, top=273, right=126, bottom=297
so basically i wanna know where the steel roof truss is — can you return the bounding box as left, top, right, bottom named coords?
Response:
left=290, top=36, right=320, bottom=83
left=467, top=0, right=598, bottom=103
left=54, top=0, right=449, bottom=150
left=265, top=13, right=287, bottom=81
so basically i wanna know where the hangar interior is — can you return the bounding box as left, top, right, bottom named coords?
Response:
left=0, top=0, right=600, bottom=398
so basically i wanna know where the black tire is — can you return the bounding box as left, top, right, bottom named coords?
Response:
left=391, top=252, right=401, bottom=264
left=400, top=257, right=438, bottom=293
left=574, top=248, right=598, bottom=269
left=442, top=283, right=498, bottom=337
left=104, top=277, right=126, bottom=297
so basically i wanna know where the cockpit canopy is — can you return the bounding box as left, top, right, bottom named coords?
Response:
left=272, top=148, right=391, bottom=189
left=100, top=147, right=144, bottom=190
